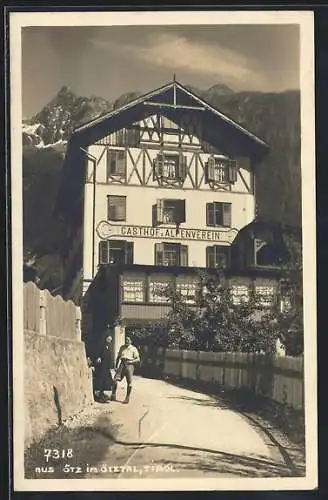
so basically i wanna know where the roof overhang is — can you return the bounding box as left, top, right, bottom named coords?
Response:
left=56, top=81, right=270, bottom=217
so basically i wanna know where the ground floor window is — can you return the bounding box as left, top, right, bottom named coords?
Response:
left=154, top=243, right=188, bottom=267
left=121, top=277, right=145, bottom=302
left=255, top=285, right=276, bottom=307
left=99, top=240, right=134, bottom=265
left=176, top=281, right=199, bottom=304
left=148, top=280, right=171, bottom=303
left=231, top=285, right=250, bottom=305
left=206, top=245, right=230, bottom=268
left=280, top=295, right=293, bottom=313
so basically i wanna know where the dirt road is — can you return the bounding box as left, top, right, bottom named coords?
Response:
left=25, top=376, right=305, bottom=481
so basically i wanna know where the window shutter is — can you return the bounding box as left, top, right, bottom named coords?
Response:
left=117, top=150, right=126, bottom=176
left=222, top=203, right=232, bottom=227
left=228, top=160, right=238, bottom=183
left=99, top=241, right=109, bottom=264
left=116, top=197, right=126, bottom=221
left=206, top=203, right=214, bottom=226
left=107, top=196, right=112, bottom=220
left=178, top=153, right=187, bottom=181
left=207, top=156, right=216, bottom=181
left=176, top=199, right=186, bottom=223
left=106, top=149, right=112, bottom=179
left=116, top=129, right=125, bottom=146
left=204, top=162, right=209, bottom=184
left=127, top=128, right=139, bottom=147
left=125, top=242, right=134, bottom=264
left=206, top=246, right=215, bottom=268
left=157, top=199, right=164, bottom=224
left=180, top=245, right=188, bottom=267
left=153, top=153, right=163, bottom=180
left=155, top=243, right=164, bottom=266
left=152, top=158, right=157, bottom=181
left=152, top=204, right=158, bottom=227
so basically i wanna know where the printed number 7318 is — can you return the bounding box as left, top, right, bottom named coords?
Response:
left=44, top=449, right=73, bottom=462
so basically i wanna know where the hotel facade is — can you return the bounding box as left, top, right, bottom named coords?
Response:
left=57, top=80, right=287, bottom=359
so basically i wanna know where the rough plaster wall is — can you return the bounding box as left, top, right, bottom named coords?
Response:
left=24, top=331, right=93, bottom=447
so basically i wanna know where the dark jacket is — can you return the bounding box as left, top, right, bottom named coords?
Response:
left=93, top=343, right=113, bottom=391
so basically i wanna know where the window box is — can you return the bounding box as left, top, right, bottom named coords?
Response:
left=153, top=152, right=187, bottom=184
left=205, top=156, right=238, bottom=184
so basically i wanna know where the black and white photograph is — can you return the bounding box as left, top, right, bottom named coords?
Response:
left=10, top=10, right=317, bottom=491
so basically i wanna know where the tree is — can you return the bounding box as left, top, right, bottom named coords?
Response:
left=274, top=229, right=304, bottom=355
left=161, top=268, right=281, bottom=354
left=130, top=227, right=303, bottom=357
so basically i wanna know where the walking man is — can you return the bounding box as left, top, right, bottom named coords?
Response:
left=111, top=336, right=140, bottom=404
left=93, top=334, right=114, bottom=403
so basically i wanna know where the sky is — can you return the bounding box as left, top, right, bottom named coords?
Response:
left=22, top=24, right=300, bottom=118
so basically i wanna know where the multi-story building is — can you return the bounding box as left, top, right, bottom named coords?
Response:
left=56, top=79, right=282, bottom=359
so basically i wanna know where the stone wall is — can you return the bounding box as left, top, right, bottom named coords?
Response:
left=23, top=282, right=93, bottom=447
left=24, top=331, right=93, bottom=447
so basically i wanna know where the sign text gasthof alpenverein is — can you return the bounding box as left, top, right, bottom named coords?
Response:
left=96, top=221, right=237, bottom=243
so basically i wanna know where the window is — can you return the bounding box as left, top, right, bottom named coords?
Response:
left=255, top=285, right=276, bottom=308
left=255, top=241, right=285, bottom=267
left=99, top=240, right=133, bottom=265
left=280, top=296, right=292, bottom=313
left=122, top=277, right=145, bottom=302
left=155, top=243, right=188, bottom=267
left=231, top=285, right=250, bottom=305
left=107, top=149, right=126, bottom=178
left=148, top=281, right=170, bottom=303
left=206, top=245, right=231, bottom=268
left=109, top=128, right=140, bottom=147
left=153, top=152, right=187, bottom=182
left=205, top=157, right=238, bottom=184
left=153, top=199, right=186, bottom=226
left=176, top=281, right=199, bottom=304
left=206, top=202, right=231, bottom=227
left=107, top=195, right=126, bottom=221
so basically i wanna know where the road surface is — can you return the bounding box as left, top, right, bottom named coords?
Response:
left=84, top=377, right=298, bottom=479
left=25, top=376, right=303, bottom=480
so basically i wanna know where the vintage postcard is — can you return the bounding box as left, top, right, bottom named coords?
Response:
left=10, top=9, right=317, bottom=492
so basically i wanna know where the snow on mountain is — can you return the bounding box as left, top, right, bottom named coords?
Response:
left=23, top=85, right=113, bottom=149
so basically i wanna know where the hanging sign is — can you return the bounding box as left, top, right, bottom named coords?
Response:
left=96, top=220, right=238, bottom=244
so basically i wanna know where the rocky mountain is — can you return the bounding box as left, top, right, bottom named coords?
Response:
left=22, top=84, right=301, bottom=291
left=23, top=85, right=113, bottom=148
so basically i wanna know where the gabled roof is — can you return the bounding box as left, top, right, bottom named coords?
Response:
left=56, top=80, right=270, bottom=218
left=72, top=79, right=268, bottom=152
